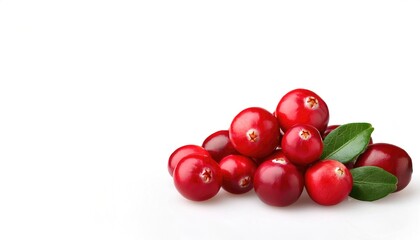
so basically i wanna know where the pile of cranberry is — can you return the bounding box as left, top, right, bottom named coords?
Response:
left=167, top=89, right=413, bottom=206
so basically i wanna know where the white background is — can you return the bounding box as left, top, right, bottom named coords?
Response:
left=1, top=1, right=419, bottom=239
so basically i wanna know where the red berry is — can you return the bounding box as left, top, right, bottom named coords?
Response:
left=219, top=155, right=257, bottom=194
left=173, top=155, right=222, bottom=201
left=202, top=130, right=239, bottom=162
left=168, top=145, right=210, bottom=176
left=305, top=160, right=353, bottom=206
left=276, top=88, right=329, bottom=134
left=229, top=107, right=280, bottom=158
left=354, top=143, right=412, bottom=191
left=254, top=152, right=304, bottom=206
left=281, top=124, right=323, bottom=166
left=323, top=124, right=373, bottom=144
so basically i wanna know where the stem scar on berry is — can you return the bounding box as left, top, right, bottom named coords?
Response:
left=200, top=168, right=213, bottom=183
left=305, top=96, right=319, bottom=109
left=239, top=176, right=251, bottom=188
left=247, top=129, right=259, bottom=142
left=335, top=167, right=345, bottom=177
left=299, top=129, right=311, bottom=140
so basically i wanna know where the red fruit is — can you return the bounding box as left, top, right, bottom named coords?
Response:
left=305, top=160, right=353, bottom=206
left=323, top=124, right=373, bottom=144
left=168, top=145, right=210, bottom=176
left=281, top=124, right=323, bottom=166
left=276, top=88, right=329, bottom=133
left=229, top=107, right=280, bottom=158
left=354, top=143, right=412, bottom=191
left=202, top=130, right=239, bottom=162
left=173, top=155, right=222, bottom=201
left=254, top=153, right=304, bottom=207
left=219, top=155, right=257, bottom=194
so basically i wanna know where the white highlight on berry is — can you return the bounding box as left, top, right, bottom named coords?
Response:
left=272, top=158, right=287, bottom=165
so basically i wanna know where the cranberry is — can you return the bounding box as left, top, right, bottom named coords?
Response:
left=219, top=155, right=257, bottom=194
left=305, top=160, right=353, bottom=206
left=202, top=130, right=239, bottom=162
left=173, top=154, right=222, bottom=201
left=323, top=124, right=373, bottom=144
left=168, top=145, right=210, bottom=176
left=275, top=88, right=329, bottom=134
left=229, top=107, right=280, bottom=158
left=354, top=143, right=412, bottom=191
left=254, top=153, right=304, bottom=206
left=281, top=124, right=323, bottom=166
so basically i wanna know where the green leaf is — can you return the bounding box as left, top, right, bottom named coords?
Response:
left=321, top=123, right=374, bottom=164
left=350, top=166, right=398, bottom=201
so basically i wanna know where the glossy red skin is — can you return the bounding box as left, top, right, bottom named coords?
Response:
left=168, top=145, right=210, bottom=176
left=276, top=88, right=329, bottom=134
left=202, top=130, right=239, bottom=162
left=354, top=143, right=412, bottom=191
left=229, top=107, right=280, bottom=158
left=281, top=124, right=323, bottom=166
left=305, top=160, right=353, bottom=206
left=254, top=155, right=304, bottom=207
left=323, top=124, right=373, bottom=144
left=219, top=155, right=257, bottom=194
left=173, top=155, right=222, bottom=201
